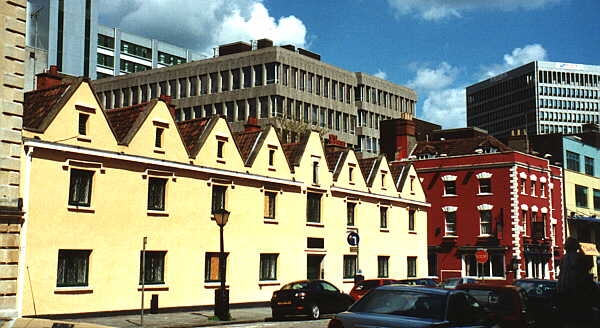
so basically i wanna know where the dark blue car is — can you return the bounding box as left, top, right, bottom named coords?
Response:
left=328, top=285, right=495, bottom=328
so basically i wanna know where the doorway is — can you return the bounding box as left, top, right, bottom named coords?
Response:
left=307, top=254, right=324, bottom=279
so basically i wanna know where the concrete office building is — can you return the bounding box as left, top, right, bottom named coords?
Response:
left=25, top=0, right=205, bottom=89
left=93, top=40, right=417, bottom=156
left=467, top=61, right=600, bottom=139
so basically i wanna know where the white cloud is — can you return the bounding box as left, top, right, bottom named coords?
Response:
left=419, top=88, right=466, bottom=129
left=481, top=44, right=547, bottom=78
left=408, top=62, right=458, bottom=90
left=98, top=0, right=307, bottom=55
left=374, top=70, right=387, bottom=80
left=387, top=0, right=561, bottom=20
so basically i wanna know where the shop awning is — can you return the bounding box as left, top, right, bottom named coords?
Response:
left=570, top=216, right=600, bottom=224
left=580, top=242, right=600, bottom=256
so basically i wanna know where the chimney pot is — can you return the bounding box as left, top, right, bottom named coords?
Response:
left=244, top=117, right=261, bottom=132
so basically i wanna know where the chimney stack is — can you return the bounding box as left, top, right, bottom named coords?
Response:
left=36, top=65, right=63, bottom=90
left=507, top=129, right=530, bottom=153
left=380, top=118, right=416, bottom=161
left=244, top=117, right=261, bottom=132
left=325, top=134, right=346, bottom=152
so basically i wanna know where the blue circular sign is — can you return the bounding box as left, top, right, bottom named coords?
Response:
left=347, top=232, right=360, bottom=246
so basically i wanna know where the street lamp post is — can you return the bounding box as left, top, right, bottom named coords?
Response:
left=213, top=208, right=231, bottom=321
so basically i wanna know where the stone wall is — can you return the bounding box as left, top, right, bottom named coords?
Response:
left=0, top=0, right=26, bottom=317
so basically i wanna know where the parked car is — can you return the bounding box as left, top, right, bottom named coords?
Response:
left=270, top=280, right=355, bottom=320
left=396, top=278, right=439, bottom=287
left=328, top=285, right=495, bottom=328
left=513, top=279, right=559, bottom=326
left=349, top=279, right=401, bottom=300
left=457, top=283, right=534, bottom=328
left=440, top=277, right=480, bottom=289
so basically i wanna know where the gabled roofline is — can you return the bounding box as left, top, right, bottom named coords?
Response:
left=24, top=78, right=83, bottom=133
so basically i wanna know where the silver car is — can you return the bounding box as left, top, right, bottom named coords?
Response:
left=328, top=285, right=495, bottom=328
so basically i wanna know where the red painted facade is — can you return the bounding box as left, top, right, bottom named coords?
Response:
left=401, top=151, right=563, bottom=284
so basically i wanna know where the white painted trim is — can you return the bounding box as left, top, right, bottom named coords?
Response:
left=120, top=53, right=152, bottom=67
left=16, top=147, right=33, bottom=317
left=529, top=174, right=537, bottom=181
left=477, top=204, right=494, bottom=211
left=476, top=172, right=493, bottom=179
left=441, top=206, right=458, bottom=212
left=539, top=176, right=547, bottom=183
left=531, top=205, right=539, bottom=212
left=520, top=204, right=529, bottom=210
left=330, top=186, right=430, bottom=207
left=519, top=172, right=528, bottom=179
left=441, top=174, right=457, bottom=181
left=541, top=207, right=548, bottom=214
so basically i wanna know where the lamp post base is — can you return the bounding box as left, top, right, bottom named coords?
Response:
left=214, top=288, right=230, bottom=321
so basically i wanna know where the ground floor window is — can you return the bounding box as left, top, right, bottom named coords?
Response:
left=463, top=254, right=504, bottom=278
left=140, top=251, right=166, bottom=284
left=378, top=256, right=389, bottom=278
left=259, top=253, right=278, bottom=281
left=526, top=258, right=547, bottom=279
left=57, top=250, right=91, bottom=287
left=343, top=255, right=357, bottom=279
left=205, top=252, right=228, bottom=282
left=407, top=257, right=417, bottom=277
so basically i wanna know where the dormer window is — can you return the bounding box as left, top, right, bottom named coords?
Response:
left=155, top=128, right=164, bottom=148
left=268, top=149, right=275, bottom=166
left=312, top=161, right=319, bottom=185
left=217, top=140, right=225, bottom=158
left=78, top=113, right=89, bottom=135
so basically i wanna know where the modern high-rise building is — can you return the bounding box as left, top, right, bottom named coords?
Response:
left=92, top=40, right=417, bottom=156
left=467, top=61, right=600, bottom=139
left=25, top=0, right=205, bottom=89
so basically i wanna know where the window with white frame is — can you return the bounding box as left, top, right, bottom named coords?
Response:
left=476, top=172, right=493, bottom=194
left=443, top=207, right=457, bottom=236
left=442, top=175, right=457, bottom=195
left=479, top=210, right=492, bottom=236
left=464, top=254, right=504, bottom=278
left=522, top=210, right=528, bottom=236
left=530, top=180, right=537, bottom=196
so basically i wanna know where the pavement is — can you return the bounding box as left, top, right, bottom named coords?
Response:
left=63, top=307, right=273, bottom=328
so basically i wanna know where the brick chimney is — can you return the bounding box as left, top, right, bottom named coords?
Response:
left=244, top=117, right=261, bottom=132
left=506, top=129, right=530, bottom=153
left=36, top=65, right=63, bottom=89
left=325, top=134, right=346, bottom=152
left=380, top=118, right=416, bottom=161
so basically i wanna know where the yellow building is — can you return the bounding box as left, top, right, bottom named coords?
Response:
left=16, top=73, right=429, bottom=316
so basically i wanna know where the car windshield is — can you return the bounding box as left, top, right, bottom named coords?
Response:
left=463, top=289, right=515, bottom=315
left=350, top=290, right=447, bottom=321
left=514, top=281, right=556, bottom=297
left=354, top=280, right=381, bottom=291
left=281, top=281, right=308, bottom=290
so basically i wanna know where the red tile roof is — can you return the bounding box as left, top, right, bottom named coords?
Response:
left=23, top=82, right=74, bottom=131
left=105, top=102, right=153, bottom=144
left=282, top=142, right=305, bottom=169
left=325, top=150, right=344, bottom=173
left=358, top=157, right=378, bottom=184
left=413, top=136, right=511, bottom=157
left=233, top=131, right=261, bottom=164
left=176, top=118, right=212, bottom=155
left=390, top=162, right=411, bottom=190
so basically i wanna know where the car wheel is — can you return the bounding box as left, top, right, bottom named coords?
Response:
left=271, top=309, right=283, bottom=321
left=309, top=303, right=320, bottom=319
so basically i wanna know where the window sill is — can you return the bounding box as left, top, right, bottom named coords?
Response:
left=477, top=234, right=494, bottom=238
left=258, top=281, right=280, bottom=288
left=380, top=228, right=390, bottom=233
left=67, top=206, right=95, bottom=213
left=54, top=286, right=93, bottom=294
left=342, top=279, right=355, bottom=284
left=346, top=226, right=358, bottom=231
left=442, top=194, right=457, bottom=197
left=477, top=193, right=493, bottom=196
left=408, top=231, right=417, bottom=235
left=204, top=282, right=229, bottom=289
left=216, top=159, right=226, bottom=164
left=263, top=219, right=278, bottom=225
left=154, top=148, right=165, bottom=154
left=443, top=235, right=458, bottom=239
left=147, top=210, right=169, bottom=217
left=138, top=284, right=169, bottom=291
left=306, top=222, right=324, bottom=228
left=77, top=135, right=92, bottom=143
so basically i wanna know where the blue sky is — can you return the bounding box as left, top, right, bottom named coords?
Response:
left=99, top=0, right=600, bottom=128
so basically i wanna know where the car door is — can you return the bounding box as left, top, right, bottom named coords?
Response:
left=447, top=292, right=489, bottom=327
left=319, top=281, right=345, bottom=313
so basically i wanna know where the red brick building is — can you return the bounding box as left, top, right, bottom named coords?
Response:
left=382, top=119, right=564, bottom=283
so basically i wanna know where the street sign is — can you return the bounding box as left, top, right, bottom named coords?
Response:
left=349, top=246, right=359, bottom=253
left=475, top=249, right=489, bottom=264
left=347, top=232, right=360, bottom=246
